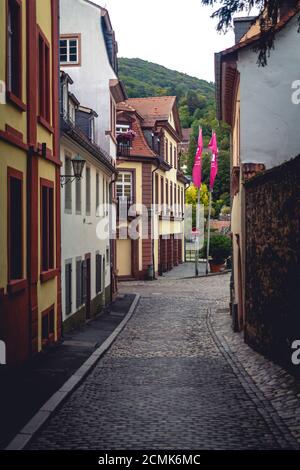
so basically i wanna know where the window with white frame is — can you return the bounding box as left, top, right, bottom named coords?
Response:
left=60, top=36, right=80, bottom=65
left=116, top=124, right=130, bottom=135
left=116, top=172, right=132, bottom=202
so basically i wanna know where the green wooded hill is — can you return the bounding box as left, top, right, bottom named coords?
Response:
left=119, top=57, right=215, bottom=102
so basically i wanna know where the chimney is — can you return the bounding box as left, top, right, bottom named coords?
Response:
left=233, top=16, right=257, bottom=43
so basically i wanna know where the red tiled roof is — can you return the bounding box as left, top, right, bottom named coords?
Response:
left=126, top=96, right=177, bottom=127
left=117, top=102, right=156, bottom=158
left=219, top=6, right=300, bottom=58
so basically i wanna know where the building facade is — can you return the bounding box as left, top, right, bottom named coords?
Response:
left=116, top=97, right=188, bottom=280
left=215, top=6, right=300, bottom=368
left=0, top=0, right=61, bottom=365
left=60, top=0, right=126, bottom=302
left=60, top=72, right=116, bottom=331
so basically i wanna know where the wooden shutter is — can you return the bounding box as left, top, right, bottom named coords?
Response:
left=96, top=253, right=102, bottom=294
left=81, top=259, right=87, bottom=303
left=65, top=262, right=72, bottom=315
left=76, top=259, right=81, bottom=308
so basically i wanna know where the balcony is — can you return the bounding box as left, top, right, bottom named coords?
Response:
left=117, top=142, right=131, bottom=157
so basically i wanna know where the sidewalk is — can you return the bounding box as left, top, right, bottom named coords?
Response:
left=209, top=305, right=300, bottom=447
left=0, top=293, right=136, bottom=449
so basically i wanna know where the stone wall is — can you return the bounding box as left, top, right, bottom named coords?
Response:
left=244, top=154, right=300, bottom=374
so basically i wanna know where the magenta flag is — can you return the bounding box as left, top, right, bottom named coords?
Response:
left=192, top=128, right=203, bottom=188
left=208, top=132, right=218, bottom=191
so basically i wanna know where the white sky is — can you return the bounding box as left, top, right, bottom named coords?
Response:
left=93, top=0, right=237, bottom=83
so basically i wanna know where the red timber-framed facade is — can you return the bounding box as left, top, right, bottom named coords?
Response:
left=0, top=0, right=61, bottom=365
left=116, top=97, right=188, bottom=280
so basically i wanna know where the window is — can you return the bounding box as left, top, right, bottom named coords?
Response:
left=160, top=176, right=164, bottom=205
left=116, top=124, right=130, bottom=134
left=116, top=172, right=132, bottom=202
left=96, top=172, right=100, bottom=216
left=65, top=261, right=72, bottom=315
left=174, top=147, right=177, bottom=169
left=69, top=100, right=75, bottom=123
left=174, top=183, right=177, bottom=216
left=178, top=186, right=181, bottom=215
left=165, top=180, right=169, bottom=206
left=170, top=142, right=173, bottom=167
left=64, top=157, right=72, bottom=212
left=165, top=138, right=168, bottom=162
left=85, top=167, right=91, bottom=215
left=106, top=179, right=109, bottom=206
left=89, top=117, right=95, bottom=142
left=41, top=179, right=54, bottom=272
left=38, top=30, right=50, bottom=122
left=76, top=258, right=82, bottom=308
left=76, top=177, right=81, bottom=214
left=42, top=306, right=55, bottom=348
left=96, top=253, right=102, bottom=294
left=7, top=0, right=22, bottom=99
left=106, top=247, right=109, bottom=264
left=110, top=98, right=116, bottom=138
left=8, top=168, right=23, bottom=281
left=61, top=82, right=68, bottom=116
left=155, top=173, right=159, bottom=206
left=170, top=182, right=173, bottom=214
left=59, top=35, right=80, bottom=65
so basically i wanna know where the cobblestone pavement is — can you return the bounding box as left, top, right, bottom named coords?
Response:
left=29, top=273, right=299, bottom=449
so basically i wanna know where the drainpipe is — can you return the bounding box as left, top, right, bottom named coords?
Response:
left=151, top=158, right=160, bottom=280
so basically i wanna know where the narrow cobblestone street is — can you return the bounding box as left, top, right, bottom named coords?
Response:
left=28, top=273, right=299, bottom=450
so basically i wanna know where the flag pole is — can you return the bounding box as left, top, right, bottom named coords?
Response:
left=206, top=128, right=214, bottom=276
left=195, top=187, right=200, bottom=276
left=206, top=189, right=212, bottom=275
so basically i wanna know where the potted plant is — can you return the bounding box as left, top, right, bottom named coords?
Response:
left=116, top=129, right=136, bottom=143
left=201, top=234, right=232, bottom=273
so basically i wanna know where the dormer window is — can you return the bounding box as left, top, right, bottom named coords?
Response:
left=60, top=34, right=81, bottom=66
left=62, top=83, right=68, bottom=116
left=89, top=117, right=95, bottom=142
left=69, top=101, right=75, bottom=124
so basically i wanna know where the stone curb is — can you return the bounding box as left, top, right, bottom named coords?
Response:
left=171, top=269, right=231, bottom=281
left=5, top=293, right=141, bottom=451
left=206, top=308, right=300, bottom=450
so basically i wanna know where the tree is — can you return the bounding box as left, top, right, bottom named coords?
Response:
left=186, top=183, right=209, bottom=207
left=186, top=90, right=202, bottom=115
left=200, top=0, right=299, bottom=66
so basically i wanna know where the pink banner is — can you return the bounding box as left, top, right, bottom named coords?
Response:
left=192, top=128, right=203, bottom=188
left=208, top=132, right=218, bottom=191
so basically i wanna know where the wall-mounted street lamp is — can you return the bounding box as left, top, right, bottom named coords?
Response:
left=60, top=154, right=86, bottom=187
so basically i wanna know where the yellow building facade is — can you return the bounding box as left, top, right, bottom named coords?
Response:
left=0, top=0, right=61, bottom=365
left=116, top=97, right=187, bottom=280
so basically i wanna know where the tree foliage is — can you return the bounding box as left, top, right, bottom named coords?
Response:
left=200, top=0, right=299, bottom=66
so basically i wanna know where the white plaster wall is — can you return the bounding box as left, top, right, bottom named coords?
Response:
left=60, top=0, right=117, bottom=157
left=60, top=137, right=111, bottom=321
left=239, top=15, right=300, bottom=169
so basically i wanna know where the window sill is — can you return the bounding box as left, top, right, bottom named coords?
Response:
left=7, top=91, right=27, bottom=112
left=40, top=268, right=58, bottom=283
left=7, top=279, right=27, bottom=295
left=38, top=115, right=54, bottom=133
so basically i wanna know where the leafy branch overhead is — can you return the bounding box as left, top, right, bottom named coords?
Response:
left=200, top=0, right=299, bottom=66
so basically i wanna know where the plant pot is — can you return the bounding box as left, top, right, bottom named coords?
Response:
left=209, top=260, right=226, bottom=273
